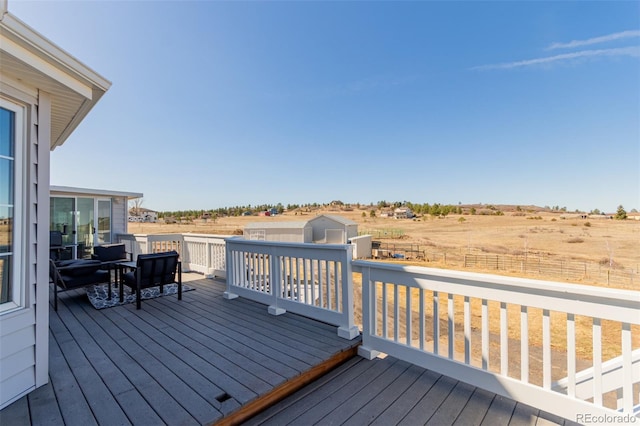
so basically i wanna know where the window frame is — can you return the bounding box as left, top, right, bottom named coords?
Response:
left=0, top=97, right=26, bottom=314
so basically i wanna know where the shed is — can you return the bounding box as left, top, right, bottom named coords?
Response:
left=307, top=214, right=358, bottom=244
left=243, top=221, right=312, bottom=243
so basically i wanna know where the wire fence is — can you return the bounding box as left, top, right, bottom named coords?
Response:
left=371, top=241, right=638, bottom=288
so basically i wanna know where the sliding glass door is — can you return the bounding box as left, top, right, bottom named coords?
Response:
left=50, top=197, right=113, bottom=259
left=76, top=198, right=94, bottom=259
left=97, top=199, right=111, bottom=245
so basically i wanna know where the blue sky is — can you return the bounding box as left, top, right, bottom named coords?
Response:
left=9, top=0, right=640, bottom=213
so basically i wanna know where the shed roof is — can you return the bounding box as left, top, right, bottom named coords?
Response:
left=308, top=214, right=357, bottom=226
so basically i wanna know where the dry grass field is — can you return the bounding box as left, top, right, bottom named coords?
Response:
left=128, top=207, right=640, bottom=290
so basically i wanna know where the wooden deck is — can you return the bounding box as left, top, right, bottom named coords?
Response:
left=0, top=274, right=360, bottom=425
left=245, top=355, right=580, bottom=426
left=1, top=274, right=578, bottom=426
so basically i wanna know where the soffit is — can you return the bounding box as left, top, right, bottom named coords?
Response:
left=0, top=11, right=110, bottom=150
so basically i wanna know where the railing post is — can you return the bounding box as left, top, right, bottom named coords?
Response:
left=358, top=265, right=380, bottom=358
left=223, top=241, right=238, bottom=300
left=338, top=247, right=359, bottom=340
left=268, top=247, right=285, bottom=315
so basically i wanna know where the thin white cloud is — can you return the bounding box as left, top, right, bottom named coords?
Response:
left=547, top=30, right=640, bottom=50
left=472, top=46, right=640, bottom=71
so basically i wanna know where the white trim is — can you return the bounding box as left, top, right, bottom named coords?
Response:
left=0, top=96, right=26, bottom=314
left=51, top=185, right=143, bottom=199
left=0, top=34, right=92, bottom=99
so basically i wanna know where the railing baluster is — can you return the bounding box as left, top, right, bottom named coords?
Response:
left=324, top=260, right=333, bottom=309
left=448, top=293, right=454, bottom=360
left=622, top=322, right=632, bottom=413
left=382, top=282, right=388, bottom=339
left=433, top=291, right=439, bottom=356
left=592, top=317, right=603, bottom=406
left=310, top=259, right=316, bottom=305
left=333, top=261, right=342, bottom=309
left=464, top=296, right=471, bottom=364
left=567, top=313, right=576, bottom=397
left=521, top=305, right=529, bottom=383
left=482, top=299, right=488, bottom=370
left=372, top=279, right=378, bottom=336
left=406, top=286, right=411, bottom=346
left=501, top=302, right=508, bottom=376
left=394, top=284, right=399, bottom=342
left=543, top=309, right=551, bottom=389
left=419, top=289, right=425, bottom=351
left=295, top=257, right=301, bottom=303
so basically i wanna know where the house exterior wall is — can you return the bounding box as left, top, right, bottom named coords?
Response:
left=0, top=83, right=50, bottom=409
left=112, top=196, right=128, bottom=238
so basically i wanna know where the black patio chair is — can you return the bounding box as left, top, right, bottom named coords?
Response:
left=120, top=251, right=182, bottom=309
left=50, top=259, right=111, bottom=311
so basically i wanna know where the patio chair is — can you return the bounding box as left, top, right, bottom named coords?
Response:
left=119, top=251, right=182, bottom=310
left=92, top=243, right=131, bottom=264
left=49, top=230, right=65, bottom=261
left=50, top=259, right=111, bottom=311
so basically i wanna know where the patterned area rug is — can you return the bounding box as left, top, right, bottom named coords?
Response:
left=86, top=283, right=194, bottom=309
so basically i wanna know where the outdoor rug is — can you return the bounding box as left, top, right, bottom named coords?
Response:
left=86, top=283, right=194, bottom=309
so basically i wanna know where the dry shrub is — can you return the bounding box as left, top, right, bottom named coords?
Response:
left=567, top=237, right=584, bottom=243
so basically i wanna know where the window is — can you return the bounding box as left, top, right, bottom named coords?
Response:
left=0, top=99, right=24, bottom=312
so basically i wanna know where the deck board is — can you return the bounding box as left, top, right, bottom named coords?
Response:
left=249, top=356, right=574, bottom=426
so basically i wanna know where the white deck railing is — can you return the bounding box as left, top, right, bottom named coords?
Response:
left=224, top=238, right=359, bottom=340
left=117, top=233, right=226, bottom=278
left=352, top=260, right=640, bottom=421
left=118, top=234, right=639, bottom=421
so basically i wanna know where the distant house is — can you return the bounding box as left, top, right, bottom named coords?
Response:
left=627, top=212, right=640, bottom=221
left=129, top=207, right=158, bottom=223
left=394, top=207, right=414, bottom=219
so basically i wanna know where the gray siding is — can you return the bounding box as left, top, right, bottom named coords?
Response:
left=112, top=196, right=128, bottom=239
left=0, top=84, right=49, bottom=409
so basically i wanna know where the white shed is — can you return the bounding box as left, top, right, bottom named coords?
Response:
left=307, top=214, right=358, bottom=244
left=243, top=221, right=313, bottom=243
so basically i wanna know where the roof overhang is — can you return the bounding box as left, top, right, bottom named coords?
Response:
left=0, top=5, right=111, bottom=150
left=51, top=185, right=143, bottom=200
